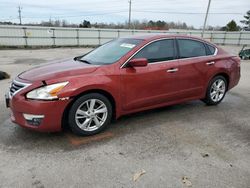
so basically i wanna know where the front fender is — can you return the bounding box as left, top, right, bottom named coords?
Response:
left=57, top=74, right=122, bottom=118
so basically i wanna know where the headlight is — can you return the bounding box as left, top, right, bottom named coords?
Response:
left=26, top=82, right=69, bottom=100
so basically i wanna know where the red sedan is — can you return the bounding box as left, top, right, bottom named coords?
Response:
left=6, top=35, right=240, bottom=135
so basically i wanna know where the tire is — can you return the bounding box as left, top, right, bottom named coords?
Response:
left=68, top=93, right=112, bottom=136
left=203, top=75, right=227, bottom=106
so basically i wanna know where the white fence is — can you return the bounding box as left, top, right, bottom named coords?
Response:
left=0, top=25, right=249, bottom=47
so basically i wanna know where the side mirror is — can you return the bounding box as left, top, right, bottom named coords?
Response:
left=127, top=58, right=148, bottom=67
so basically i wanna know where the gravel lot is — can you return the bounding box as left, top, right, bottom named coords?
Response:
left=0, top=46, right=249, bottom=188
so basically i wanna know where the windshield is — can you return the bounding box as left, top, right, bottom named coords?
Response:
left=80, top=38, right=143, bottom=65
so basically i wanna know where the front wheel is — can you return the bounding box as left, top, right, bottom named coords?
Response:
left=68, top=93, right=112, bottom=136
left=203, top=76, right=227, bottom=105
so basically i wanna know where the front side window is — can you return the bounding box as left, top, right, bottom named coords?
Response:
left=132, top=39, right=175, bottom=63
left=80, top=38, right=142, bottom=65
left=177, top=39, right=206, bottom=58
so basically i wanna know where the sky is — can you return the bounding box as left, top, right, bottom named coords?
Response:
left=0, top=0, right=249, bottom=28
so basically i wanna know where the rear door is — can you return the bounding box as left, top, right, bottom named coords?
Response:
left=176, top=38, right=217, bottom=99
left=120, top=38, right=181, bottom=111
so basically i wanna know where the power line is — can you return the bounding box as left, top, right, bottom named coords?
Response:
left=12, top=10, right=245, bottom=20
left=0, top=10, right=128, bottom=21
left=56, top=11, right=128, bottom=18
left=0, top=9, right=244, bottom=22
left=132, top=10, right=243, bottom=15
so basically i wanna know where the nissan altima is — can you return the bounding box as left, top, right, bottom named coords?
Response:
left=5, top=35, right=240, bottom=135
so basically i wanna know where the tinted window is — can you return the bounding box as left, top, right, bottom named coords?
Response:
left=177, top=39, right=206, bottom=58
left=207, top=44, right=216, bottom=55
left=133, top=39, right=175, bottom=63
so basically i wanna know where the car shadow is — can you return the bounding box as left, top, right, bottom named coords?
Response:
left=0, top=100, right=211, bottom=153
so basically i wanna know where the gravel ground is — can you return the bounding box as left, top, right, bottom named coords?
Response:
left=0, top=46, right=249, bottom=188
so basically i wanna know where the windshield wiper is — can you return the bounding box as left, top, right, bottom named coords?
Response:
left=74, top=58, right=91, bottom=64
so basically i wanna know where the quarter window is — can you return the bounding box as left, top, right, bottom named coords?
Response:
left=177, top=39, right=206, bottom=58
left=207, top=44, right=216, bottom=55
left=133, top=39, right=175, bottom=63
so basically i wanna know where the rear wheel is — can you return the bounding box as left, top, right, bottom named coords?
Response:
left=203, top=76, right=227, bottom=105
left=68, top=93, right=112, bottom=136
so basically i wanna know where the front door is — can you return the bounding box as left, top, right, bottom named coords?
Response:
left=120, top=39, right=181, bottom=111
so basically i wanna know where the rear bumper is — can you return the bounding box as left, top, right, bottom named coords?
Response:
left=9, top=94, right=71, bottom=132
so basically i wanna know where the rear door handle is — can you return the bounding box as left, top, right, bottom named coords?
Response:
left=167, top=68, right=178, bottom=73
left=206, top=61, right=215, bottom=65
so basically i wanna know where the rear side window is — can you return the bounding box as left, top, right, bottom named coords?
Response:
left=207, top=44, right=216, bottom=55
left=133, top=39, right=175, bottom=63
left=177, top=39, right=206, bottom=58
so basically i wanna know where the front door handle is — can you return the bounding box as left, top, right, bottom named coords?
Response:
left=167, top=68, right=178, bottom=73
left=206, top=61, right=215, bottom=65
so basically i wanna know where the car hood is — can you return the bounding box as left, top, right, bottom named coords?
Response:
left=18, top=58, right=98, bottom=82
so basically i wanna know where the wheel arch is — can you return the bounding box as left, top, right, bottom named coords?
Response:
left=61, top=89, right=117, bottom=130
left=207, top=72, right=230, bottom=91
left=213, top=72, right=230, bottom=90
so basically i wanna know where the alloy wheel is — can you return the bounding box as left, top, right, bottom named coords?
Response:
left=210, top=79, right=226, bottom=102
left=75, top=99, right=108, bottom=132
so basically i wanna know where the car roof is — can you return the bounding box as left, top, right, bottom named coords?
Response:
left=123, top=34, right=208, bottom=43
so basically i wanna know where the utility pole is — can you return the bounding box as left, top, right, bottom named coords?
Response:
left=128, top=0, right=131, bottom=29
left=49, top=16, right=52, bottom=26
left=18, top=6, right=22, bottom=25
left=202, top=0, right=211, bottom=37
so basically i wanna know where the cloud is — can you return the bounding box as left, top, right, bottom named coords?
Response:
left=0, top=0, right=249, bottom=27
